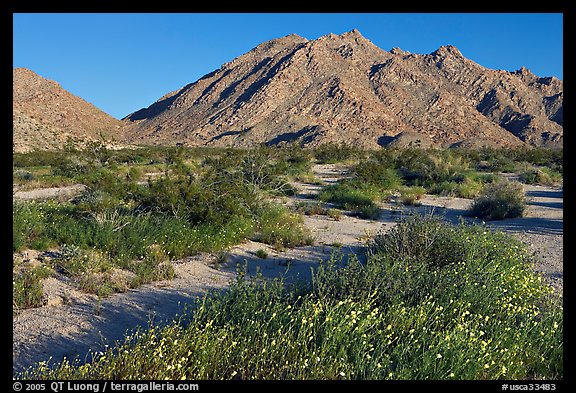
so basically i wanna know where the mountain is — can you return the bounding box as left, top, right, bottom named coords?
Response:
left=13, top=68, right=123, bottom=153
left=122, top=29, right=562, bottom=149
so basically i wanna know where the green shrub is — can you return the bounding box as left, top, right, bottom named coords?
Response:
left=13, top=202, right=54, bottom=252
left=399, top=186, right=425, bottom=206
left=519, top=167, right=562, bottom=186
left=254, top=204, right=312, bottom=251
left=78, top=271, right=131, bottom=297
left=313, top=142, right=360, bottom=164
left=470, top=181, right=526, bottom=220
left=318, top=182, right=376, bottom=210
left=354, top=204, right=381, bottom=220
left=13, top=264, right=52, bottom=310
left=255, top=249, right=268, bottom=259
left=354, top=161, right=403, bottom=190
left=126, top=166, right=143, bottom=182
left=13, top=169, right=34, bottom=181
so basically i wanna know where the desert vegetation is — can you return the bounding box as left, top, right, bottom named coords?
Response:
left=13, top=144, right=562, bottom=304
left=19, top=215, right=562, bottom=380
left=13, top=145, right=314, bottom=303
left=13, top=144, right=562, bottom=379
left=315, top=145, right=560, bottom=220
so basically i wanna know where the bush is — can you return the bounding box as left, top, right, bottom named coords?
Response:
left=254, top=204, right=312, bottom=250
left=399, top=186, right=425, bottom=206
left=519, top=167, right=562, bottom=186
left=13, top=169, right=34, bottom=181
left=354, top=204, right=381, bottom=220
left=470, top=181, right=526, bottom=220
left=294, top=201, right=327, bottom=216
left=137, top=171, right=254, bottom=225
left=255, top=249, right=268, bottom=259
left=318, top=182, right=376, bottom=210
left=13, top=264, right=52, bottom=310
left=313, top=142, right=360, bottom=164
left=13, top=202, right=53, bottom=252
left=354, top=161, right=403, bottom=190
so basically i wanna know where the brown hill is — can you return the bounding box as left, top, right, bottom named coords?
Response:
left=122, top=29, right=562, bottom=149
left=13, top=68, right=123, bottom=153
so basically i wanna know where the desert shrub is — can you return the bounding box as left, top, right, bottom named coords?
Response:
left=519, top=167, right=562, bottom=186
left=255, top=249, right=268, bottom=259
left=318, top=180, right=382, bottom=219
left=455, top=178, right=484, bottom=199
left=254, top=204, right=312, bottom=250
left=274, top=146, right=314, bottom=178
left=13, top=169, right=34, bottom=181
left=14, top=200, right=254, bottom=272
left=426, top=171, right=494, bottom=199
left=313, top=142, right=360, bottom=164
left=126, top=166, right=144, bottom=182
left=470, top=181, right=526, bottom=220
left=53, top=247, right=114, bottom=276
left=137, top=171, right=254, bottom=225
left=399, top=186, right=426, bottom=206
left=50, top=247, right=134, bottom=297
left=354, top=204, right=381, bottom=220
left=370, top=214, right=471, bottom=269
left=72, top=189, right=124, bottom=214
left=353, top=160, right=403, bottom=190
left=513, top=147, right=563, bottom=170
left=13, top=264, right=52, bottom=310
left=318, top=182, right=376, bottom=209
left=78, top=271, right=131, bottom=297
left=427, top=180, right=459, bottom=197
left=13, top=150, right=70, bottom=168
left=13, top=202, right=54, bottom=252
left=395, top=148, right=439, bottom=185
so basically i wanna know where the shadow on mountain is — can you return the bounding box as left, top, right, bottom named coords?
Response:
left=218, top=57, right=272, bottom=103
left=125, top=82, right=195, bottom=121
left=377, top=135, right=395, bottom=147
left=233, top=52, right=297, bottom=108
left=208, top=130, right=243, bottom=143
left=266, top=128, right=310, bottom=146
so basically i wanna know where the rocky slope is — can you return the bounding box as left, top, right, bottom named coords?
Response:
left=123, top=29, right=563, bottom=149
left=13, top=68, right=123, bottom=153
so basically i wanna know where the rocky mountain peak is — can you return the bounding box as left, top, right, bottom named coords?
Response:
left=390, top=47, right=410, bottom=56
left=431, top=45, right=464, bottom=58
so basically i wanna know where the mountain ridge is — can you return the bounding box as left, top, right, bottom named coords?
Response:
left=122, top=29, right=562, bottom=149
left=13, top=68, right=123, bottom=153
left=13, top=29, right=563, bottom=152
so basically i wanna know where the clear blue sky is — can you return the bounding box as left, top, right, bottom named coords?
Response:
left=13, top=13, right=563, bottom=120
